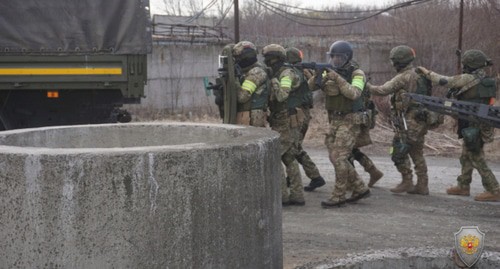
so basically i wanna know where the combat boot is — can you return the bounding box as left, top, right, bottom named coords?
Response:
left=346, top=189, right=371, bottom=203
left=446, top=185, right=470, bottom=196
left=390, top=174, right=413, bottom=193
left=304, top=176, right=326, bottom=192
left=474, top=191, right=500, bottom=202
left=407, top=176, right=429, bottom=195
left=321, top=198, right=346, bottom=208
left=367, top=168, right=384, bottom=187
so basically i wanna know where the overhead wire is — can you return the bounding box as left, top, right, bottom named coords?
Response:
left=214, top=1, right=234, bottom=27
left=254, top=0, right=371, bottom=21
left=185, top=0, right=219, bottom=23
left=262, top=0, right=386, bottom=14
left=253, top=0, right=434, bottom=27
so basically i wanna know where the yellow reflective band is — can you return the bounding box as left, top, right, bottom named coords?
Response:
left=0, top=67, right=123, bottom=75
left=241, top=80, right=257, bottom=94
left=351, top=75, right=365, bottom=90
left=280, top=76, right=292, bottom=89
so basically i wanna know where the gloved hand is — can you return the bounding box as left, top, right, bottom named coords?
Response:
left=326, top=69, right=340, bottom=81
left=416, top=66, right=431, bottom=77
left=303, top=68, right=313, bottom=79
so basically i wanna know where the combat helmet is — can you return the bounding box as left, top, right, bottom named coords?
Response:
left=233, top=41, right=258, bottom=68
left=461, top=49, right=491, bottom=70
left=389, top=45, right=415, bottom=65
left=262, top=44, right=286, bottom=60
left=327, top=41, right=353, bottom=68
left=286, top=47, right=303, bottom=64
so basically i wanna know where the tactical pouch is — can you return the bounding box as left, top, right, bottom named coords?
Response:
left=391, top=139, right=410, bottom=165
left=358, top=111, right=370, bottom=127
left=367, top=101, right=378, bottom=129
left=414, top=109, right=428, bottom=122
left=426, top=111, right=444, bottom=130
left=461, top=127, right=481, bottom=152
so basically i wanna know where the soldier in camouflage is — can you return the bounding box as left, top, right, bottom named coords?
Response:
left=285, top=47, right=326, bottom=192
left=417, top=49, right=500, bottom=202
left=366, top=45, right=430, bottom=195
left=308, top=41, right=371, bottom=207
left=263, top=44, right=305, bottom=206
left=232, top=41, right=270, bottom=127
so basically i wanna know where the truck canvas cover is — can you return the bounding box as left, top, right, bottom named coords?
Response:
left=0, top=0, right=152, bottom=55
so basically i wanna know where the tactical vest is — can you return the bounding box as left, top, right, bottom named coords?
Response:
left=287, top=67, right=311, bottom=109
left=415, top=72, right=432, bottom=96
left=237, top=65, right=270, bottom=112
left=325, top=64, right=364, bottom=113
left=456, top=76, right=496, bottom=139
left=457, top=76, right=496, bottom=104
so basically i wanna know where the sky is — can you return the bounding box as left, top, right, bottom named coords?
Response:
left=150, top=0, right=397, bottom=15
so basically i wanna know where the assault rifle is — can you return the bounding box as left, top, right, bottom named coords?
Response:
left=290, top=62, right=336, bottom=88
left=405, top=93, right=500, bottom=128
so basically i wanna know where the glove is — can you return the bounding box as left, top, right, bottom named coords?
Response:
left=303, top=68, right=313, bottom=79
left=416, top=66, right=431, bottom=77
left=326, top=70, right=340, bottom=81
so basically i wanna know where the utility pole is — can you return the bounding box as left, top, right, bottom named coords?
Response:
left=457, top=0, right=464, bottom=73
left=234, top=0, right=240, bottom=42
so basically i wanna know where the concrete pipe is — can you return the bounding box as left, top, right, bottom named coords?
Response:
left=0, top=122, right=283, bottom=268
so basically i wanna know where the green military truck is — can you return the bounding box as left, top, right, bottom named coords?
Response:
left=0, top=0, right=151, bottom=130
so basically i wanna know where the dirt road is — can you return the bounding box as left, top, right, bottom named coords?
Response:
left=283, top=145, right=500, bottom=268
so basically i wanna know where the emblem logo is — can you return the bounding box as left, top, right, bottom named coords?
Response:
left=454, top=226, right=485, bottom=268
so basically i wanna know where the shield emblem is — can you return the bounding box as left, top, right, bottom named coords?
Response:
left=454, top=226, right=485, bottom=267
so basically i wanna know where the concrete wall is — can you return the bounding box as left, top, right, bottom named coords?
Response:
left=143, top=44, right=225, bottom=114
left=0, top=123, right=283, bottom=268
left=140, top=39, right=396, bottom=114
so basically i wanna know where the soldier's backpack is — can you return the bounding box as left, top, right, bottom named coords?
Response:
left=415, top=71, right=444, bottom=129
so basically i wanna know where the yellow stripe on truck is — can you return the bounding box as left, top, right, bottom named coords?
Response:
left=0, top=67, right=122, bottom=75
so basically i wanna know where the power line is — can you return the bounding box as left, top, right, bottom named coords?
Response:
left=254, top=0, right=434, bottom=27
left=262, top=0, right=386, bottom=14
left=255, top=0, right=371, bottom=21
left=185, top=0, right=218, bottom=23
left=214, top=1, right=234, bottom=27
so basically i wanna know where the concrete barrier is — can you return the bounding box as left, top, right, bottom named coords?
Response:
left=0, top=122, right=283, bottom=268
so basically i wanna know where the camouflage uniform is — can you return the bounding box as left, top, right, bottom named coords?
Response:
left=418, top=49, right=500, bottom=201
left=285, top=47, right=325, bottom=191
left=366, top=45, right=430, bottom=195
left=233, top=41, right=270, bottom=127
left=309, top=41, right=370, bottom=207
left=352, top=74, right=384, bottom=188
left=263, top=44, right=305, bottom=206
